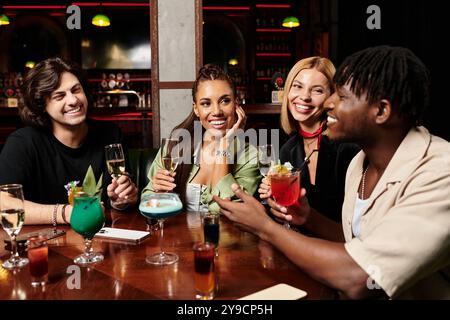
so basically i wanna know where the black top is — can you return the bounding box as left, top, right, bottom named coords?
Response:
left=0, top=120, right=124, bottom=204
left=280, top=133, right=360, bottom=222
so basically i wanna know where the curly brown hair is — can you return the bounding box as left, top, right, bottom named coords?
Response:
left=19, top=57, right=90, bottom=129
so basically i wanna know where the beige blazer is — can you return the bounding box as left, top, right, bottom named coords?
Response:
left=342, top=127, right=450, bottom=299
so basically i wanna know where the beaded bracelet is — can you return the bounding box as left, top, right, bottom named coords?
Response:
left=52, top=204, right=60, bottom=227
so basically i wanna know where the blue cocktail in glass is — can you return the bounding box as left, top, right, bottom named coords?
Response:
left=139, top=193, right=182, bottom=265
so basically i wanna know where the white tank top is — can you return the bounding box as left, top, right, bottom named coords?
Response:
left=185, top=183, right=208, bottom=212
left=352, top=193, right=370, bottom=238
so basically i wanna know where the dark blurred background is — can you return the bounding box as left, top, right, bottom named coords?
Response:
left=0, top=0, right=448, bottom=147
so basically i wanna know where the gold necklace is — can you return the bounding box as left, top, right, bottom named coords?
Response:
left=361, top=166, right=369, bottom=200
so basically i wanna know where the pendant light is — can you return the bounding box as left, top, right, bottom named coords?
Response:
left=282, top=16, right=300, bottom=28
left=92, top=3, right=110, bottom=27
left=25, top=61, right=36, bottom=69
left=0, top=6, right=10, bottom=26
left=228, top=58, right=238, bottom=66
left=92, top=14, right=110, bottom=27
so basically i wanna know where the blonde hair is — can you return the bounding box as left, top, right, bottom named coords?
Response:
left=280, top=56, right=336, bottom=135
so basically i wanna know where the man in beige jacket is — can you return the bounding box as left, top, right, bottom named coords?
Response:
left=214, top=46, right=450, bottom=299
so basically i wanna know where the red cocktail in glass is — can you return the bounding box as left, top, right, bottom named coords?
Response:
left=270, top=169, right=300, bottom=206
left=28, top=236, right=48, bottom=287
left=270, top=169, right=300, bottom=228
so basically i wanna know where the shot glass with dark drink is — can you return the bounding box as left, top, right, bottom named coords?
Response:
left=202, top=213, right=219, bottom=255
left=193, top=242, right=215, bottom=300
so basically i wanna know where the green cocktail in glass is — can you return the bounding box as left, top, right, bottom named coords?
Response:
left=70, top=192, right=105, bottom=266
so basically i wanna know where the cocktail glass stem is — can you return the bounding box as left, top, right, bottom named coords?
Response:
left=145, top=218, right=178, bottom=265
left=259, top=173, right=267, bottom=205
left=84, top=238, right=93, bottom=256
left=8, top=235, right=18, bottom=263
left=2, top=235, right=29, bottom=269
left=158, top=219, right=165, bottom=260
left=73, top=237, right=104, bottom=266
left=10, top=234, right=18, bottom=259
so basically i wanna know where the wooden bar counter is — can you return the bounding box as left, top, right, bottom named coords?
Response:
left=0, top=209, right=335, bottom=300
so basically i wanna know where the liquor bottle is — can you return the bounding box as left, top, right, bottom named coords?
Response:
left=270, top=18, right=275, bottom=27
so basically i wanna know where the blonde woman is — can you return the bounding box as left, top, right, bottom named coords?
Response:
left=259, top=57, right=359, bottom=222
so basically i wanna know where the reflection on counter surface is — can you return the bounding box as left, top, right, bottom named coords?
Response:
left=0, top=209, right=336, bottom=299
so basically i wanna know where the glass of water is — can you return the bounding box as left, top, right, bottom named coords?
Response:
left=0, top=184, right=29, bottom=270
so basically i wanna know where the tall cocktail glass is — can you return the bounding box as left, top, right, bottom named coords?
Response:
left=70, top=192, right=105, bottom=266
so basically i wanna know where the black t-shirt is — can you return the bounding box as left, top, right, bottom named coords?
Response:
left=0, top=120, right=124, bottom=204
left=280, top=133, right=360, bottom=222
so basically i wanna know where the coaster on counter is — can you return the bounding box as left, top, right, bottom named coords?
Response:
left=239, top=283, right=307, bottom=300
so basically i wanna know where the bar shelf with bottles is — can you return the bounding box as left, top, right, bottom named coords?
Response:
left=0, top=72, right=23, bottom=109
left=87, top=70, right=151, bottom=110
left=227, top=65, right=249, bottom=106
left=253, top=5, right=296, bottom=103
left=256, top=34, right=292, bottom=54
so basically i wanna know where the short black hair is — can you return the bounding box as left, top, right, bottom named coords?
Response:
left=19, top=57, right=89, bottom=129
left=334, top=46, right=430, bottom=126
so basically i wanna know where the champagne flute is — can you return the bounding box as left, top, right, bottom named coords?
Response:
left=258, top=144, right=275, bottom=177
left=161, top=138, right=180, bottom=174
left=105, top=143, right=126, bottom=178
left=0, top=184, right=29, bottom=269
left=258, top=145, right=275, bottom=204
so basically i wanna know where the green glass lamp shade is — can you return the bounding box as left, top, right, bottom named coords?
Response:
left=0, top=14, right=10, bottom=26
left=282, top=16, right=300, bottom=28
left=25, top=61, right=36, bottom=69
left=92, top=14, right=110, bottom=27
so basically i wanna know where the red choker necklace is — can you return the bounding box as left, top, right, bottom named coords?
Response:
left=299, top=122, right=325, bottom=150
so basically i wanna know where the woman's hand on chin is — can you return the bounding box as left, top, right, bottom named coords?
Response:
left=224, top=105, right=246, bottom=141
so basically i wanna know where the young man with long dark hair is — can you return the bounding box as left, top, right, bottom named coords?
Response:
left=0, top=58, right=138, bottom=224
